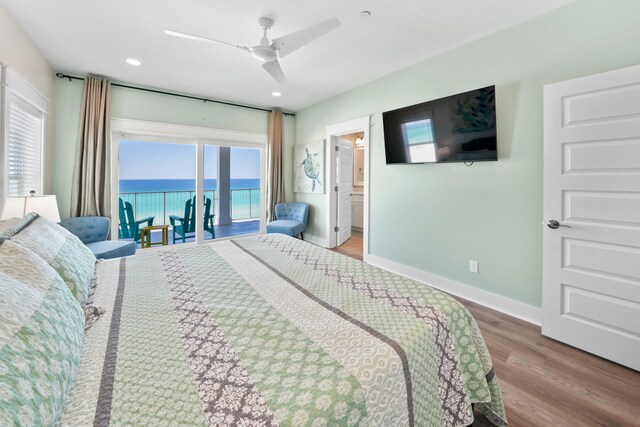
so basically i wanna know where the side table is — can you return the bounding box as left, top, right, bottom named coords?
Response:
left=140, top=225, right=169, bottom=249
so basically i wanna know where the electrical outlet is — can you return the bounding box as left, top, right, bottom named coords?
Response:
left=469, top=260, right=479, bottom=274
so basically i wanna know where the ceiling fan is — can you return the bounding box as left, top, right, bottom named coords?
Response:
left=164, top=16, right=341, bottom=84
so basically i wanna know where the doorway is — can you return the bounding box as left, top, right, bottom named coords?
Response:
left=325, top=117, right=370, bottom=261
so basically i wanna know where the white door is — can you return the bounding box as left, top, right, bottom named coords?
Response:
left=336, top=138, right=353, bottom=246
left=542, top=64, right=640, bottom=371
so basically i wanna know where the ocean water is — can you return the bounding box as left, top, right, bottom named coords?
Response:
left=118, top=179, right=260, bottom=225
left=119, top=178, right=260, bottom=193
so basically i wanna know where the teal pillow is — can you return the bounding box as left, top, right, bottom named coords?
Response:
left=0, top=214, right=35, bottom=238
left=0, top=240, right=85, bottom=426
left=0, top=218, right=20, bottom=236
left=9, top=215, right=96, bottom=305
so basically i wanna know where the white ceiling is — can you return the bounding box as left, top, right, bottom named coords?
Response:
left=1, top=0, right=574, bottom=111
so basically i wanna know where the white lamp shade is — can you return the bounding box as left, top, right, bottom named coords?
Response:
left=0, top=198, right=25, bottom=219
left=1, top=195, right=61, bottom=222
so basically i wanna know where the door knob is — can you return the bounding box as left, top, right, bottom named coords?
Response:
left=547, top=220, right=571, bottom=229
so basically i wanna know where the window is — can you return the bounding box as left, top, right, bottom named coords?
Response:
left=401, top=116, right=436, bottom=163
left=1, top=66, right=48, bottom=202
left=7, top=98, right=44, bottom=196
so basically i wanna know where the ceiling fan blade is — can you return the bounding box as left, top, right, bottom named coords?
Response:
left=164, top=29, right=249, bottom=52
left=272, top=17, right=340, bottom=58
left=262, top=60, right=287, bottom=84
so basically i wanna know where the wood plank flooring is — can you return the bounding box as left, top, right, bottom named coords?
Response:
left=331, top=230, right=363, bottom=260
left=333, top=233, right=640, bottom=427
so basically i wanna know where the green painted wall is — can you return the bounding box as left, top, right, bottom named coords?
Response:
left=294, top=0, right=640, bottom=307
left=51, top=79, right=294, bottom=218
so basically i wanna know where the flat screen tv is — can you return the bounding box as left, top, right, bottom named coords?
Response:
left=383, top=85, right=497, bottom=164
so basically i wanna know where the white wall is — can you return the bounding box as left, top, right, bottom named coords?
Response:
left=0, top=4, right=54, bottom=193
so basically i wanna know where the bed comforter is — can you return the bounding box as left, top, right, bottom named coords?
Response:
left=61, top=234, right=507, bottom=427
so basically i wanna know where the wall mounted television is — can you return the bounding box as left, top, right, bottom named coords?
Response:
left=382, top=85, right=497, bottom=164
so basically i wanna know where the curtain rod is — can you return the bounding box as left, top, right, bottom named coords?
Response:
left=55, top=72, right=295, bottom=117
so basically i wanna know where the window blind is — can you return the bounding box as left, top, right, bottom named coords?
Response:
left=7, top=97, right=43, bottom=196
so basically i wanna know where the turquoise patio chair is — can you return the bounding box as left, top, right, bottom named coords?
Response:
left=204, top=197, right=215, bottom=239
left=170, top=196, right=216, bottom=243
left=118, top=198, right=154, bottom=243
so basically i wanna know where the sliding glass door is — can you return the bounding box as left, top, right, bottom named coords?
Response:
left=203, top=145, right=261, bottom=240
left=112, top=129, right=265, bottom=249
left=118, top=140, right=197, bottom=246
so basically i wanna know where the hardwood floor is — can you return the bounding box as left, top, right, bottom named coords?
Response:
left=464, top=299, right=640, bottom=427
left=331, top=230, right=363, bottom=260
left=333, top=234, right=640, bottom=427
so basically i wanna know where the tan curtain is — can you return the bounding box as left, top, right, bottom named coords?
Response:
left=70, top=75, right=111, bottom=218
left=266, top=109, right=285, bottom=222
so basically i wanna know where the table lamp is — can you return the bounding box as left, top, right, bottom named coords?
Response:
left=1, top=194, right=61, bottom=222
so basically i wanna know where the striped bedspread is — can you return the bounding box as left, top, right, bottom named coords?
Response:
left=61, top=234, right=507, bottom=426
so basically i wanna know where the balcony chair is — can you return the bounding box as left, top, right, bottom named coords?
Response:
left=204, top=197, right=216, bottom=238
left=118, top=198, right=154, bottom=243
left=170, top=196, right=216, bottom=243
left=60, top=216, right=136, bottom=260
left=266, top=202, right=309, bottom=239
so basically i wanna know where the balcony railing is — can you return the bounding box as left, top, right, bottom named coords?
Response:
left=119, top=189, right=260, bottom=226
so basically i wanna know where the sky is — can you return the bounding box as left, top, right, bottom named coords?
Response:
left=119, top=140, right=260, bottom=180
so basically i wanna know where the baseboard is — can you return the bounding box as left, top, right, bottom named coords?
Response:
left=366, top=254, right=541, bottom=326
left=303, top=234, right=328, bottom=248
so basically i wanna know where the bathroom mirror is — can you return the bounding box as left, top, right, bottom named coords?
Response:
left=353, top=146, right=365, bottom=187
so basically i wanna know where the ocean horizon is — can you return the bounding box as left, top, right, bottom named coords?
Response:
left=119, top=178, right=260, bottom=193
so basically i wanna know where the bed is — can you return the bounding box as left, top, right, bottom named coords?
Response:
left=0, top=215, right=507, bottom=427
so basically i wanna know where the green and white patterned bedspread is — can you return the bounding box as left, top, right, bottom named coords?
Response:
left=61, top=234, right=507, bottom=427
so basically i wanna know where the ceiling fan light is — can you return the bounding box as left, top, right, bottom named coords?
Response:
left=250, top=46, right=276, bottom=62
left=251, top=51, right=266, bottom=61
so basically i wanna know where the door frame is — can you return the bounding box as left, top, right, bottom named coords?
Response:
left=325, top=116, right=370, bottom=260
left=110, top=118, right=267, bottom=243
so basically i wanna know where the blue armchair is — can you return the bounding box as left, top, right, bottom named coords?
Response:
left=59, top=216, right=136, bottom=260
left=266, top=202, right=309, bottom=239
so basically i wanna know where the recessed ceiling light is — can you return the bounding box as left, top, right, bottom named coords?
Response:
left=126, top=58, right=142, bottom=66
left=272, top=91, right=282, bottom=97
left=360, top=10, right=372, bottom=19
